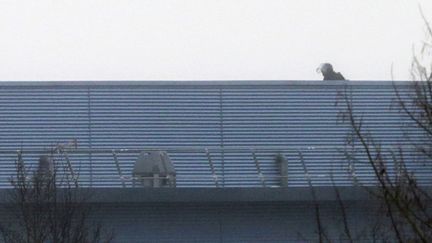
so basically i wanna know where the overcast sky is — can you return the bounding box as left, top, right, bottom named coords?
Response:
left=0, top=0, right=431, bottom=81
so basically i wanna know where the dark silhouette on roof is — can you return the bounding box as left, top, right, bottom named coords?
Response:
left=317, top=63, right=346, bottom=80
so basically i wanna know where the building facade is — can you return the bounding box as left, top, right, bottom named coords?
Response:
left=0, top=81, right=426, bottom=242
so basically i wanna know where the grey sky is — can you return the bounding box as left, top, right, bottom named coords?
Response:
left=0, top=0, right=431, bottom=81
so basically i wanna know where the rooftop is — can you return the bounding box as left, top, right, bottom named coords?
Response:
left=0, top=80, right=428, bottom=195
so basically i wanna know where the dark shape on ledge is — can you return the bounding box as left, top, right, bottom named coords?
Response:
left=133, top=151, right=176, bottom=188
left=317, top=63, right=346, bottom=80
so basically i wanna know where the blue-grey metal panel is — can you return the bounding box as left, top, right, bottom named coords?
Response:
left=0, top=81, right=428, bottom=188
left=0, top=87, right=92, bottom=187
left=79, top=202, right=381, bottom=242
left=220, top=84, right=426, bottom=187
left=88, top=87, right=223, bottom=187
left=0, top=199, right=390, bottom=243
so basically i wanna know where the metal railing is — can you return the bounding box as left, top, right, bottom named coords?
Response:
left=0, top=145, right=428, bottom=188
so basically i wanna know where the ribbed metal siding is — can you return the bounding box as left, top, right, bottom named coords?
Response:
left=220, top=85, right=424, bottom=187
left=89, top=87, right=222, bottom=187
left=221, top=86, right=345, bottom=187
left=0, top=82, right=429, bottom=188
left=0, top=87, right=92, bottom=187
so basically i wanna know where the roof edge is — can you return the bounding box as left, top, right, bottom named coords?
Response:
left=0, top=80, right=414, bottom=87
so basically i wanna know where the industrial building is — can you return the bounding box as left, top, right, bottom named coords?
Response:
left=0, top=81, right=427, bottom=242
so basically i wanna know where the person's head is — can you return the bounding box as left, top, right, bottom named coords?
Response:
left=317, top=63, right=334, bottom=75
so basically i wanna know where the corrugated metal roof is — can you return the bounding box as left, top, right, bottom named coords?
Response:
left=0, top=81, right=428, bottom=188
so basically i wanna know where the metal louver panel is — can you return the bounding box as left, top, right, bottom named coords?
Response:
left=0, top=86, right=92, bottom=186
left=88, top=87, right=223, bottom=187
left=220, top=84, right=422, bottom=187
left=0, top=81, right=429, bottom=188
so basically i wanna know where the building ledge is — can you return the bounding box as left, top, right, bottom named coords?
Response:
left=0, top=186, right=386, bottom=203
left=2, top=186, right=430, bottom=203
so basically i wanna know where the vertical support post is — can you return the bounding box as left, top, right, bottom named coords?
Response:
left=299, top=151, right=314, bottom=189
left=62, top=150, right=79, bottom=187
left=112, top=150, right=126, bottom=188
left=348, top=160, right=358, bottom=185
left=276, top=153, right=288, bottom=187
left=159, top=152, right=176, bottom=188
left=152, top=167, right=161, bottom=188
left=205, top=148, right=219, bottom=187
left=252, top=150, right=266, bottom=187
